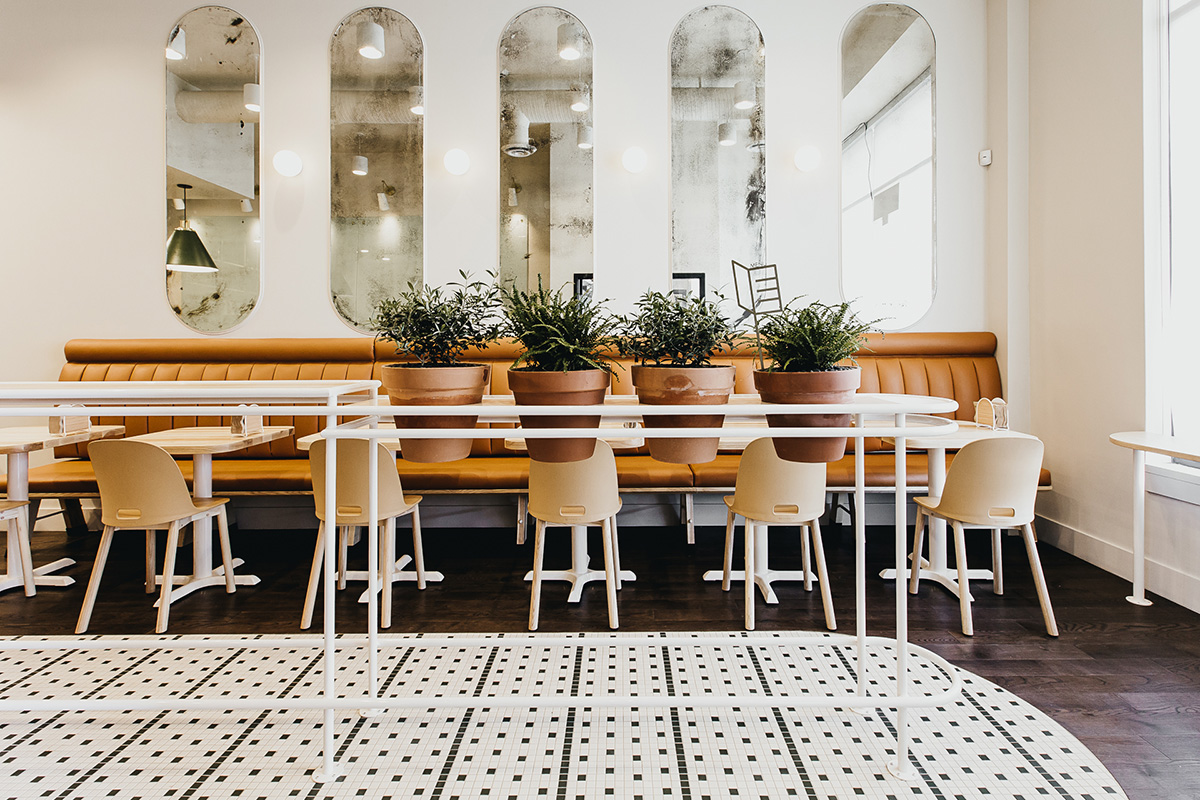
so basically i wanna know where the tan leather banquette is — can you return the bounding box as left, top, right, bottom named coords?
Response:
left=1, top=333, right=1043, bottom=512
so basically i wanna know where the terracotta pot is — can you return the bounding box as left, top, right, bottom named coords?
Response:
left=508, top=368, right=610, bottom=462
left=753, top=367, right=861, bottom=463
left=380, top=363, right=490, bottom=463
left=631, top=364, right=735, bottom=464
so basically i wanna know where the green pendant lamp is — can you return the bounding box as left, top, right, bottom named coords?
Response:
left=166, top=183, right=218, bottom=273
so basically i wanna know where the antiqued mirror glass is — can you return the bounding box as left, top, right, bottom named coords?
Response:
left=840, top=4, right=935, bottom=330
left=498, top=7, right=593, bottom=295
left=670, top=6, right=765, bottom=309
left=330, top=8, right=424, bottom=331
left=165, top=7, right=261, bottom=333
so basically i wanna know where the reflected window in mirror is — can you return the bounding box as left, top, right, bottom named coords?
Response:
left=330, top=8, right=424, bottom=331
left=840, top=4, right=935, bottom=330
left=499, top=7, right=593, bottom=294
left=165, top=7, right=261, bottom=334
left=670, top=6, right=765, bottom=313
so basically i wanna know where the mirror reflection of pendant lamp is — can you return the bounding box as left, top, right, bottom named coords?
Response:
left=718, top=122, right=736, bottom=147
left=166, top=27, right=185, bottom=61
left=733, top=80, right=756, bottom=110
left=166, top=184, right=218, bottom=273
left=358, top=20, right=385, bottom=59
left=557, top=23, right=582, bottom=60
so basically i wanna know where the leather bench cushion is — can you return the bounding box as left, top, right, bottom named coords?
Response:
left=615, top=456, right=695, bottom=489
left=689, top=452, right=1051, bottom=490
left=397, top=457, right=529, bottom=490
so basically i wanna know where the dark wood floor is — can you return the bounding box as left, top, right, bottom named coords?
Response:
left=3, top=519, right=1199, bottom=798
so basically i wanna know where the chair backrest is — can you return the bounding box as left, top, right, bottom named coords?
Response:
left=933, top=436, right=1044, bottom=526
left=731, top=438, right=828, bottom=523
left=89, top=439, right=201, bottom=528
left=528, top=440, right=620, bottom=524
left=309, top=437, right=410, bottom=525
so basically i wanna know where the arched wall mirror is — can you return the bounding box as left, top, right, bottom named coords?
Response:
left=840, top=4, right=935, bottom=330
left=498, top=7, right=593, bottom=296
left=330, top=8, right=424, bottom=331
left=165, top=7, right=261, bottom=333
left=670, top=6, right=765, bottom=307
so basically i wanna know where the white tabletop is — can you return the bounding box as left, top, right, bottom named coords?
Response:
left=1110, top=431, right=1200, bottom=461
left=879, top=419, right=1037, bottom=451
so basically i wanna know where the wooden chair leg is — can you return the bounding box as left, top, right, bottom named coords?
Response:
left=810, top=518, right=836, bottom=631
left=156, top=521, right=181, bottom=633
left=382, top=518, right=395, bottom=630
left=721, top=508, right=735, bottom=591
left=76, top=525, right=116, bottom=633
left=952, top=520, right=973, bottom=636
left=337, top=526, right=350, bottom=590
left=301, top=522, right=327, bottom=629
left=744, top=521, right=756, bottom=631
left=13, top=514, right=36, bottom=597
left=908, top=509, right=927, bottom=595
left=992, top=528, right=1005, bottom=595
left=516, top=495, right=527, bottom=545
left=216, top=508, right=236, bottom=593
left=1022, top=523, right=1059, bottom=637
left=610, top=514, right=622, bottom=590
left=144, top=530, right=156, bottom=594
left=801, top=524, right=813, bottom=592
left=410, top=505, right=427, bottom=590
left=528, top=519, right=546, bottom=631
left=601, top=517, right=619, bottom=629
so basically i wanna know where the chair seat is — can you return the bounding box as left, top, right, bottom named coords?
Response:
left=0, top=500, right=29, bottom=514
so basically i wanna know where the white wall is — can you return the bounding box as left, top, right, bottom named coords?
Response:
left=1023, top=1, right=1200, bottom=613
left=0, top=0, right=988, bottom=389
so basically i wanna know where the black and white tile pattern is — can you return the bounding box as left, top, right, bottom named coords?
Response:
left=0, top=633, right=1126, bottom=799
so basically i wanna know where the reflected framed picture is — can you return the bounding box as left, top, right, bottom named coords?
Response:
left=671, top=272, right=706, bottom=300
left=573, top=273, right=594, bottom=301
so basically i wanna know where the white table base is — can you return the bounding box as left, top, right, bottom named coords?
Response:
left=1126, top=448, right=1153, bottom=606
left=702, top=527, right=820, bottom=603
left=352, top=555, right=445, bottom=602
left=523, top=524, right=636, bottom=603
left=2, top=452, right=75, bottom=594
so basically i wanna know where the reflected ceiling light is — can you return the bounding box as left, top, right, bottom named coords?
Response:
left=508, top=187, right=519, bottom=207
left=273, top=149, right=303, bottom=176
left=570, top=86, right=590, bottom=112
left=622, top=146, right=647, bottom=173
left=166, top=27, right=186, bottom=61
left=172, top=197, right=185, bottom=211
left=794, top=144, right=821, bottom=172
left=240, top=198, right=253, bottom=212
left=557, top=23, right=582, bottom=60
left=243, top=82, right=262, bottom=113
left=718, top=122, right=736, bottom=146
left=409, top=85, right=424, bottom=116
left=377, top=192, right=390, bottom=211
left=501, top=109, right=536, bottom=157
left=165, top=184, right=218, bottom=273
left=577, top=124, right=593, bottom=150
left=444, top=148, right=470, bottom=175
left=352, top=155, right=369, bottom=176
left=382, top=256, right=391, bottom=261
left=357, top=20, right=385, bottom=59
left=733, top=80, right=756, bottom=110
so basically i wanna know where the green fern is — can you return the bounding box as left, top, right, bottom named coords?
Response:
left=500, top=281, right=620, bottom=373
left=758, top=299, right=880, bottom=372
left=371, top=271, right=502, bottom=365
left=618, top=291, right=743, bottom=366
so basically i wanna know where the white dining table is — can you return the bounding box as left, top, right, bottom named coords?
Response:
left=878, top=419, right=1040, bottom=597
left=0, top=424, right=124, bottom=594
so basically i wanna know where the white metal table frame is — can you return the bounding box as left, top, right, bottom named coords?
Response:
left=0, top=387, right=958, bottom=786
left=1109, top=431, right=1200, bottom=606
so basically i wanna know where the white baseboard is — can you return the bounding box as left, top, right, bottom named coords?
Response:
left=1036, top=515, right=1200, bottom=614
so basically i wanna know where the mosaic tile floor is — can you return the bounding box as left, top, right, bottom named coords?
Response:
left=0, top=633, right=1125, bottom=800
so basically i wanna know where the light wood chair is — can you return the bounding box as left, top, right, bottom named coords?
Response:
left=305, top=437, right=425, bottom=630
left=78, top=439, right=234, bottom=634
left=1, top=501, right=35, bottom=596
left=722, top=438, right=835, bottom=631
left=909, top=436, right=1058, bottom=637
left=528, top=441, right=622, bottom=630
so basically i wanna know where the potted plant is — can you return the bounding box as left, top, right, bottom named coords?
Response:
left=753, top=299, right=879, bottom=462
left=500, top=281, right=620, bottom=462
left=372, top=272, right=502, bottom=462
left=619, top=290, right=741, bottom=463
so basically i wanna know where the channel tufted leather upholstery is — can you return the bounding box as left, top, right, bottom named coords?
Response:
left=0, top=333, right=1044, bottom=504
